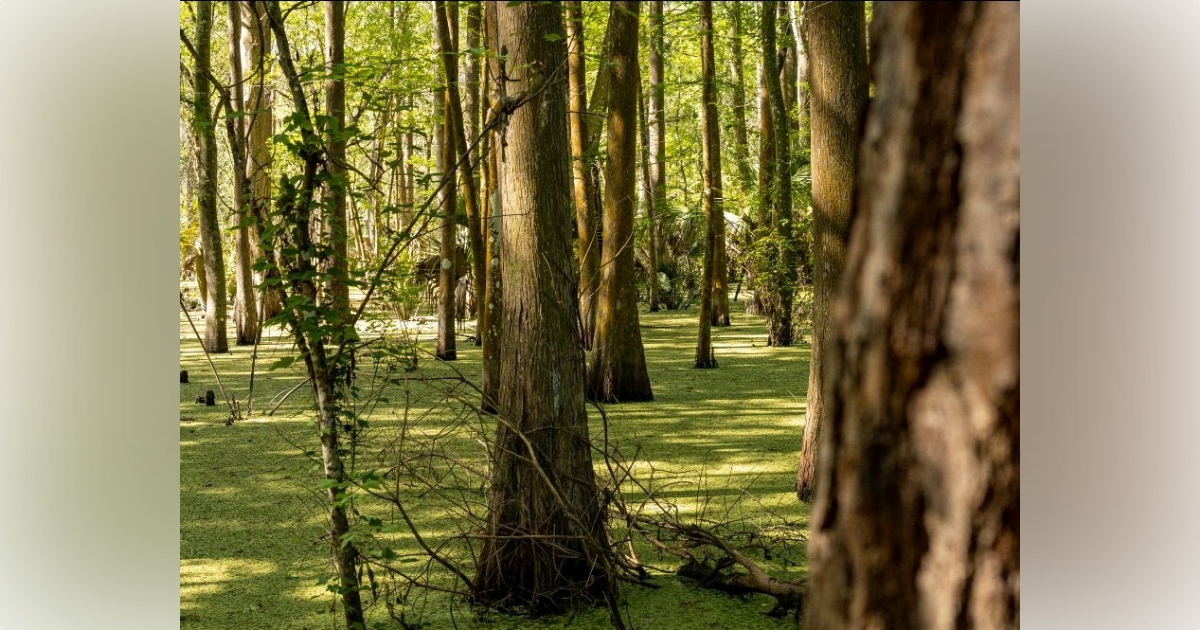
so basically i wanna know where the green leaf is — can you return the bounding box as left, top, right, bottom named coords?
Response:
left=268, top=356, right=296, bottom=370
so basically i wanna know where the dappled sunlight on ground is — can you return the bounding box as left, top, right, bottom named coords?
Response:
left=181, top=296, right=811, bottom=628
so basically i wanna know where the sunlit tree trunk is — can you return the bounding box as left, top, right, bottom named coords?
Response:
left=324, top=0, right=350, bottom=325
left=647, top=0, right=667, bottom=313
left=436, top=0, right=485, bottom=345
left=637, top=75, right=660, bottom=314
left=694, top=0, right=722, bottom=368
left=434, top=1, right=457, bottom=361
left=796, top=0, right=868, bottom=502
left=764, top=0, right=796, bottom=348
left=750, top=5, right=776, bottom=319
left=805, top=4, right=1019, bottom=629
left=243, top=1, right=281, bottom=323
left=587, top=0, right=653, bottom=403
left=566, top=0, right=600, bottom=346
left=480, top=0, right=502, bottom=413
left=193, top=1, right=228, bottom=353
left=261, top=6, right=366, bottom=628
left=228, top=1, right=259, bottom=346
left=474, top=0, right=611, bottom=611
left=464, top=0, right=485, bottom=339
left=708, top=3, right=730, bottom=329
left=726, top=2, right=756, bottom=193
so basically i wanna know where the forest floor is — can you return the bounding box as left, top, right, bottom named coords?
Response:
left=180, top=298, right=812, bottom=629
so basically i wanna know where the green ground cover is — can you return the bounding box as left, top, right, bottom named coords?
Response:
left=180, top=300, right=811, bottom=629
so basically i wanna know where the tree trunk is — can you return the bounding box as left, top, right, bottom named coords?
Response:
left=435, top=2, right=457, bottom=361
left=750, top=6, right=776, bottom=320
left=647, top=0, right=667, bottom=312
left=726, top=2, right=756, bottom=193
left=474, top=0, right=611, bottom=612
left=796, top=0, right=868, bottom=502
left=228, top=1, right=259, bottom=346
left=764, top=1, right=796, bottom=348
left=586, top=1, right=653, bottom=404
left=637, top=75, right=660, bottom=314
left=480, top=0, right=501, bottom=413
left=243, top=1, right=281, bottom=323
left=465, top=0, right=485, bottom=341
left=193, top=1, right=228, bottom=354
left=436, top=0, right=485, bottom=346
left=324, top=0, right=350, bottom=326
left=565, top=0, right=600, bottom=348
left=260, top=6, right=367, bottom=628
left=804, top=4, right=1019, bottom=629
left=709, top=4, right=730, bottom=329
left=790, top=1, right=810, bottom=155
left=694, top=0, right=721, bottom=369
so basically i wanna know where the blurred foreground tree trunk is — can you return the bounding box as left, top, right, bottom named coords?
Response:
left=804, top=4, right=1019, bottom=629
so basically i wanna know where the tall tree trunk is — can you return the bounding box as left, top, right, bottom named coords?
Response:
left=464, top=0, right=485, bottom=340
left=244, top=1, right=281, bottom=323
left=434, top=2, right=458, bottom=361
left=480, top=0, right=502, bottom=413
left=795, top=0, right=868, bottom=502
left=587, top=0, right=653, bottom=404
left=750, top=7, right=776, bottom=319
left=804, top=4, right=1019, bottom=629
left=325, top=0, right=350, bottom=325
left=708, top=3, right=730, bottom=328
left=566, top=0, right=600, bottom=346
left=637, top=74, right=660, bottom=314
left=647, top=0, right=668, bottom=312
left=193, top=1, right=228, bottom=354
left=764, top=0, right=796, bottom=348
left=695, top=0, right=721, bottom=368
left=778, top=1, right=799, bottom=143
left=227, top=1, right=258, bottom=346
left=474, top=0, right=611, bottom=612
left=436, top=0, right=485, bottom=346
left=726, top=2, right=756, bottom=193
left=790, top=1, right=810, bottom=155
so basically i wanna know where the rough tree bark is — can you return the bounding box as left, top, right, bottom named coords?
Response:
left=474, top=0, right=612, bottom=613
left=796, top=0, right=868, bottom=503
left=586, top=0, right=653, bottom=403
left=694, top=0, right=721, bottom=369
left=804, top=4, right=1020, bottom=629
left=193, top=1, right=228, bottom=354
